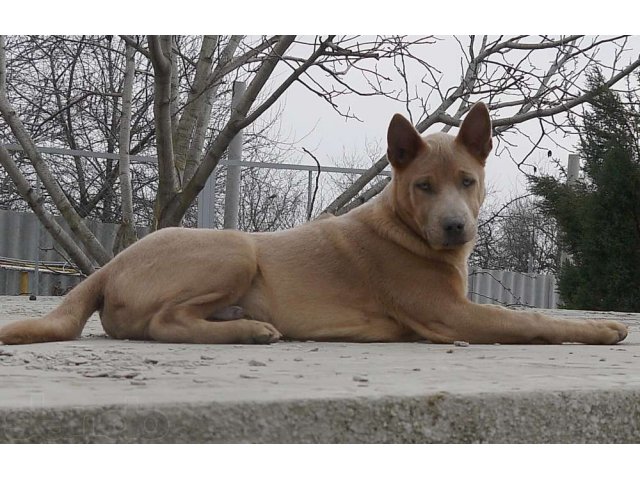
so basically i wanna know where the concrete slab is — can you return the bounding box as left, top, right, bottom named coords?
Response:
left=1, top=296, right=640, bottom=443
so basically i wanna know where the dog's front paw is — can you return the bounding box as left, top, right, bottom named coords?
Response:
left=241, top=320, right=282, bottom=344
left=591, top=319, right=628, bottom=344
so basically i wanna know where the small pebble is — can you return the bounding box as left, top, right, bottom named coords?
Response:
left=446, top=349, right=454, bottom=354
left=353, top=375, right=368, bottom=383
left=112, top=371, right=140, bottom=379
left=130, top=380, right=146, bottom=386
left=82, top=371, right=110, bottom=378
left=412, top=368, right=421, bottom=371
left=309, top=347, right=319, bottom=352
left=66, top=357, right=89, bottom=365
left=453, top=341, right=469, bottom=347
left=239, top=374, right=257, bottom=379
left=293, top=357, right=303, bottom=362
left=248, top=360, right=266, bottom=367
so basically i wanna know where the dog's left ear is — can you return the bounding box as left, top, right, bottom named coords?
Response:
left=387, top=114, right=424, bottom=169
left=456, top=102, right=493, bottom=165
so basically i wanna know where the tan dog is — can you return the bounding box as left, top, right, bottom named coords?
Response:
left=0, top=103, right=628, bottom=345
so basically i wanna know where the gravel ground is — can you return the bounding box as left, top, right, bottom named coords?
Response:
left=1, top=295, right=639, bottom=408
left=2, top=296, right=640, bottom=442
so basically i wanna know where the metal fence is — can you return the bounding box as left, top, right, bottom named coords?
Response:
left=0, top=209, right=149, bottom=295
left=1, top=208, right=560, bottom=307
left=467, top=268, right=558, bottom=308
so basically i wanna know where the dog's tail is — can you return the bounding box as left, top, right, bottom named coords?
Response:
left=0, top=268, right=106, bottom=345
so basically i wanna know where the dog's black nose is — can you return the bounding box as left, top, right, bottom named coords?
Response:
left=442, top=218, right=465, bottom=233
left=441, top=218, right=467, bottom=246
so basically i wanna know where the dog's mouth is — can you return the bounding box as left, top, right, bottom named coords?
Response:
left=441, top=238, right=470, bottom=249
left=424, top=228, right=475, bottom=250
left=435, top=238, right=472, bottom=250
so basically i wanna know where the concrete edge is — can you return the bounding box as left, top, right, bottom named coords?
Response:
left=2, top=389, right=640, bottom=443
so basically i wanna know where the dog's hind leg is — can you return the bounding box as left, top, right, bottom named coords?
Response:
left=150, top=316, right=281, bottom=344
left=147, top=293, right=280, bottom=344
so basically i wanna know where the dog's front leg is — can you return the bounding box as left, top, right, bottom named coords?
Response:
left=402, top=301, right=628, bottom=345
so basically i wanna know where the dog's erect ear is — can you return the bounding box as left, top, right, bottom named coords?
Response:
left=387, top=114, right=424, bottom=169
left=456, top=102, right=493, bottom=164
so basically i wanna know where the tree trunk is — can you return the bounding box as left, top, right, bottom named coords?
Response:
left=183, top=36, right=243, bottom=184
left=158, top=36, right=302, bottom=227
left=172, top=35, right=219, bottom=183
left=0, top=35, right=112, bottom=266
left=148, top=35, right=179, bottom=228
left=0, top=145, right=96, bottom=275
left=113, top=42, right=138, bottom=255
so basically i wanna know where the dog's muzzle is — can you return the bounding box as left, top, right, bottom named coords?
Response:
left=440, top=217, right=470, bottom=248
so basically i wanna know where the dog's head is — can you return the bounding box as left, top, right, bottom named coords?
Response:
left=386, top=102, right=492, bottom=250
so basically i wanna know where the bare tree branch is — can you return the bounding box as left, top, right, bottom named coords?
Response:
left=323, top=36, right=640, bottom=214
left=114, top=42, right=138, bottom=254
left=0, top=35, right=112, bottom=266
left=119, top=35, right=149, bottom=59
left=159, top=36, right=298, bottom=226
left=0, top=145, right=96, bottom=275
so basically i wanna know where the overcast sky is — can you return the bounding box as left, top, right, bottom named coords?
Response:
left=269, top=35, right=640, bottom=203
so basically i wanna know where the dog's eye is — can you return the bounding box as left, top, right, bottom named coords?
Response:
left=415, top=181, right=432, bottom=192
left=462, top=178, right=475, bottom=188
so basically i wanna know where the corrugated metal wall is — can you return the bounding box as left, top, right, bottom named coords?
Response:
left=1, top=209, right=559, bottom=308
left=0, top=209, right=149, bottom=295
left=467, top=268, right=558, bottom=308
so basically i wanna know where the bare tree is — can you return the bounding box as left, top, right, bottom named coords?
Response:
left=470, top=195, right=561, bottom=274
left=322, top=35, right=640, bottom=215
left=113, top=42, right=138, bottom=254
left=1, top=35, right=639, bottom=277
left=238, top=166, right=306, bottom=232
left=0, top=37, right=112, bottom=267
left=0, top=36, right=157, bottom=222
left=1, top=35, right=428, bottom=274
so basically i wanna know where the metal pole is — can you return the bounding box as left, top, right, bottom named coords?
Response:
left=567, top=153, right=580, bottom=185
left=528, top=222, right=535, bottom=274
left=32, top=176, right=40, bottom=299
left=560, top=154, right=580, bottom=266
left=223, top=81, right=246, bottom=230
left=306, top=170, right=313, bottom=219
left=197, top=169, right=216, bottom=228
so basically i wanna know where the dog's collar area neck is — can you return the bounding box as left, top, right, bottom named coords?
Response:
left=373, top=196, right=436, bottom=258
left=377, top=193, right=472, bottom=264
